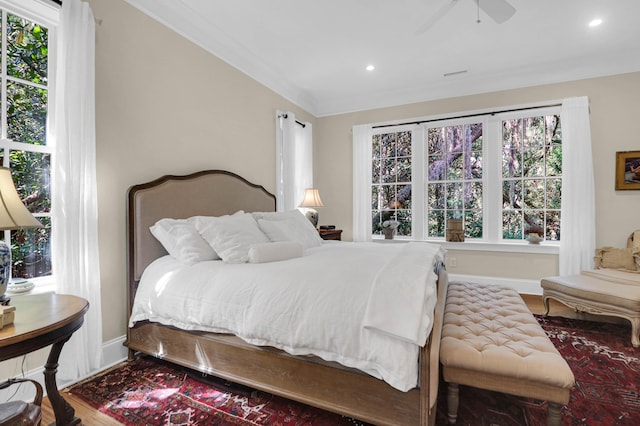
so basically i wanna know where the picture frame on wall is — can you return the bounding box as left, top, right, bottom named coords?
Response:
left=615, top=150, right=640, bottom=190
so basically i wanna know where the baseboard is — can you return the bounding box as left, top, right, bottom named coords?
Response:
left=0, top=335, right=128, bottom=403
left=449, top=273, right=542, bottom=295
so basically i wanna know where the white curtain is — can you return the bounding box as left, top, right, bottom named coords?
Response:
left=275, top=111, right=313, bottom=211
left=352, top=124, right=372, bottom=242
left=51, top=0, right=102, bottom=380
left=559, top=97, right=596, bottom=275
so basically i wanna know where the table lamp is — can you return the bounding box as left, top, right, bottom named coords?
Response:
left=298, top=188, right=324, bottom=228
left=0, top=167, right=43, bottom=303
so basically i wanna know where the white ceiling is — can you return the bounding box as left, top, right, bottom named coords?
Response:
left=125, top=0, right=640, bottom=117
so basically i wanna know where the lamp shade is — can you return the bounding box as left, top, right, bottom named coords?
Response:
left=298, top=188, right=324, bottom=208
left=0, top=167, right=43, bottom=230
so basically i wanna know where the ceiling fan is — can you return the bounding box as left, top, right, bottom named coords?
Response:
left=415, top=0, right=516, bottom=34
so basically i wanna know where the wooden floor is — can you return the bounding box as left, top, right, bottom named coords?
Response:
left=39, top=296, right=582, bottom=425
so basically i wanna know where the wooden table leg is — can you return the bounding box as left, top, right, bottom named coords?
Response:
left=447, top=382, right=459, bottom=424
left=44, top=337, right=81, bottom=426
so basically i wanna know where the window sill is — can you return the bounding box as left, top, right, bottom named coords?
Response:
left=372, top=238, right=559, bottom=254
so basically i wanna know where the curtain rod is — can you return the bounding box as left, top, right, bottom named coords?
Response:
left=279, top=114, right=306, bottom=128
left=371, top=103, right=562, bottom=129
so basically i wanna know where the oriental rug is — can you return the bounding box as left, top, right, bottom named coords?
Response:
left=68, top=315, right=639, bottom=425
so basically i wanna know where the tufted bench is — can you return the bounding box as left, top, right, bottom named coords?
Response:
left=440, top=281, right=575, bottom=426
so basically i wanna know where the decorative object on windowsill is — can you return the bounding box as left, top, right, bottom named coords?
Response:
left=298, top=188, right=324, bottom=228
left=382, top=220, right=399, bottom=240
left=7, top=278, right=35, bottom=295
left=0, top=167, right=43, bottom=305
left=524, top=225, right=544, bottom=244
left=446, top=218, right=465, bottom=242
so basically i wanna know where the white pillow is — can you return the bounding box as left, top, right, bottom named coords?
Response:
left=252, top=209, right=305, bottom=223
left=257, top=217, right=322, bottom=249
left=253, top=210, right=323, bottom=248
left=248, top=241, right=303, bottom=263
left=191, top=210, right=244, bottom=234
left=150, top=218, right=218, bottom=264
left=196, top=213, right=269, bottom=264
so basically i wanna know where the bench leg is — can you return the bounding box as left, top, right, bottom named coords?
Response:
left=547, top=402, right=562, bottom=426
left=631, top=318, right=640, bottom=348
left=446, top=382, right=459, bottom=424
left=542, top=295, right=551, bottom=316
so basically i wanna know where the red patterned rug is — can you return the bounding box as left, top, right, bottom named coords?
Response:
left=67, top=356, right=364, bottom=425
left=68, top=315, right=639, bottom=425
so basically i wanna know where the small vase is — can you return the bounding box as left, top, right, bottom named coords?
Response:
left=384, top=228, right=394, bottom=240
left=526, top=233, right=542, bottom=244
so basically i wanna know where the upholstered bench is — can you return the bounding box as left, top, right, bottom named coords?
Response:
left=440, top=281, right=575, bottom=426
left=541, top=269, right=640, bottom=347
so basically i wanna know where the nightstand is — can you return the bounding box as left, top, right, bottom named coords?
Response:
left=319, top=228, right=342, bottom=241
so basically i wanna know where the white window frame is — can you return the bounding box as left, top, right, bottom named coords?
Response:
left=358, top=102, right=562, bottom=254
left=0, top=1, right=59, bottom=27
left=370, top=124, right=422, bottom=239
left=0, top=0, right=58, bottom=288
left=487, top=106, right=562, bottom=244
left=422, top=116, right=485, bottom=241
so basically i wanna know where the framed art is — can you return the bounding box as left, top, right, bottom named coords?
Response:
left=615, top=150, right=640, bottom=190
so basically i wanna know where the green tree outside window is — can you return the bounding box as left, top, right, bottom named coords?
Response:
left=0, top=10, right=52, bottom=279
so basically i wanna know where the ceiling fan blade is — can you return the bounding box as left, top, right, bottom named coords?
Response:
left=415, top=0, right=460, bottom=35
left=478, top=0, right=516, bottom=24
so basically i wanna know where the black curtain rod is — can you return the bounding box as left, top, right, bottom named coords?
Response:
left=371, top=103, right=562, bottom=129
left=280, top=113, right=306, bottom=128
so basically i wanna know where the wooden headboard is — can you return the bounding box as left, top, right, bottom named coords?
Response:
left=127, top=170, right=276, bottom=311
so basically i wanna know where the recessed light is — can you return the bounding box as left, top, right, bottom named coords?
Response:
left=366, top=64, right=375, bottom=71
left=588, top=18, right=602, bottom=27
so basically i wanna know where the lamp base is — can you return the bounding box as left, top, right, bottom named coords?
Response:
left=305, top=208, right=319, bottom=228
left=0, top=241, right=11, bottom=303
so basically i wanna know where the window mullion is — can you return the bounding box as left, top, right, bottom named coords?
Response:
left=1, top=139, right=53, bottom=154
left=484, top=117, right=502, bottom=242
left=412, top=125, right=425, bottom=240
left=6, top=75, right=47, bottom=91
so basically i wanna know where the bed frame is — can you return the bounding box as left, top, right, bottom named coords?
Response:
left=126, top=170, right=448, bottom=426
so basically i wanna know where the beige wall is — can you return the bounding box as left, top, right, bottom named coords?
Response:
left=88, top=0, right=315, bottom=342
left=316, top=72, right=640, bottom=280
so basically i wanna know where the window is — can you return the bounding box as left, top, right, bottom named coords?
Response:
left=368, top=106, right=562, bottom=244
left=426, top=122, right=483, bottom=239
left=371, top=131, right=412, bottom=237
left=0, top=7, right=53, bottom=280
left=501, top=116, right=562, bottom=241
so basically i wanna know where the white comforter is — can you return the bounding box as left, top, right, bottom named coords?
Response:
left=129, top=241, right=444, bottom=391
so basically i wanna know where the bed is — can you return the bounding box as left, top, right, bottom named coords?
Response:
left=126, top=170, right=448, bottom=426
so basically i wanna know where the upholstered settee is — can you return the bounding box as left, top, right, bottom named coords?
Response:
left=541, top=230, right=640, bottom=347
